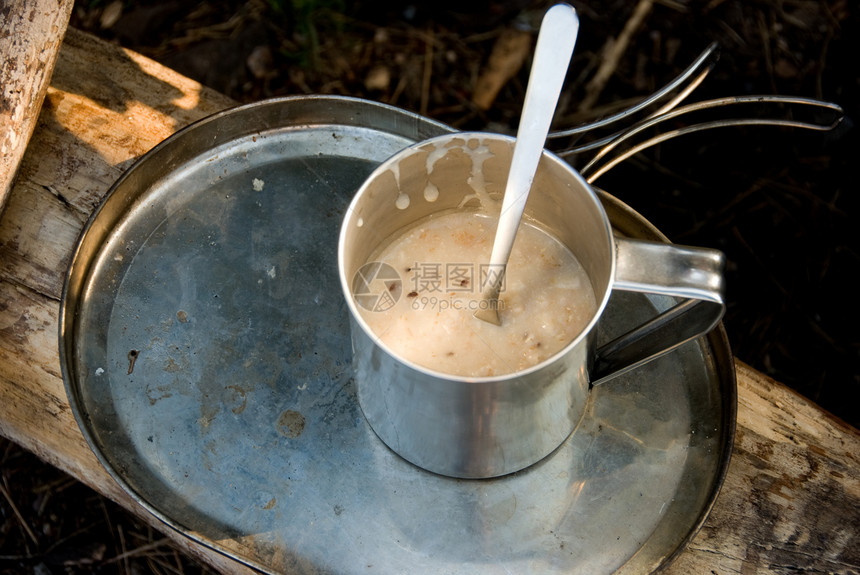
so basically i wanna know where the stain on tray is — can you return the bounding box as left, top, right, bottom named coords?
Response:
left=163, top=357, right=182, bottom=373
left=226, top=384, right=248, bottom=415
left=277, top=409, right=305, bottom=438
left=146, top=383, right=173, bottom=405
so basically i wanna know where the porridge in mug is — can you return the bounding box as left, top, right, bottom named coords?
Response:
left=358, top=210, right=597, bottom=377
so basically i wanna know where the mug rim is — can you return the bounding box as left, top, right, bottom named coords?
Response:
left=338, top=131, right=617, bottom=383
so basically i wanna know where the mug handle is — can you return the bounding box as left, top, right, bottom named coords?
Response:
left=591, top=237, right=726, bottom=386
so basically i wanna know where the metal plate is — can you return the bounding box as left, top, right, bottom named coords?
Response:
left=60, top=95, right=735, bottom=574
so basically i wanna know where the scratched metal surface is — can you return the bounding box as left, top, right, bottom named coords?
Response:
left=60, top=96, right=735, bottom=574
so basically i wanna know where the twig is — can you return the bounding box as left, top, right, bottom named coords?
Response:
left=389, top=74, right=408, bottom=107
left=717, top=18, right=746, bottom=48
left=0, top=437, right=15, bottom=464
left=472, top=27, right=532, bottom=110
left=578, top=0, right=654, bottom=112
left=173, top=547, right=187, bottom=575
left=816, top=30, right=832, bottom=100
left=147, top=556, right=168, bottom=575
left=147, top=552, right=189, bottom=575
left=703, top=0, right=729, bottom=13
left=119, top=523, right=130, bottom=575
left=653, top=0, right=688, bottom=12
left=104, top=537, right=172, bottom=564
left=32, top=475, right=78, bottom=495
left=0, top=476, right=39, bottom=546
left=99, top=497, right=120, bottom=563
left=757, top=10, right=777, bottom=93
left=43, top=520, right=104, bottom=556
left=421, top=25, right=434, bottom=117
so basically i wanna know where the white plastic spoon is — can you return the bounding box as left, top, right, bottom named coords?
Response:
left=474, top=3, right=580, bottom=325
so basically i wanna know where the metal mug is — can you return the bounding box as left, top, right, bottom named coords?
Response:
left=338, top=133, right=724, bottom=479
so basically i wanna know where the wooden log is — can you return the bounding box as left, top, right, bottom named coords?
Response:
left=0, top=0, right=73, bottom=214
left=1, top=26, right=857, bottom=574
left=665, top=362, right=860, bottom=574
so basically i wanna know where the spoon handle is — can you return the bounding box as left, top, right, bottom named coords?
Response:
left=487, top=4, right=579, bottom=276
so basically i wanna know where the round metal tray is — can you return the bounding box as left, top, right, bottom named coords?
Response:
left=60, top=95, right=736, bottom=574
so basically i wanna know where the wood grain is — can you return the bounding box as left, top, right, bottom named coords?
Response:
left=666, top=362, right=860, bottom=574
left=0, top=0, right=73, bottom=213
left=1, top=26, right=857, bottom=574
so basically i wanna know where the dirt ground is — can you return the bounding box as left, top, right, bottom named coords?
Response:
left=2, top=0, right=858, bottom=572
